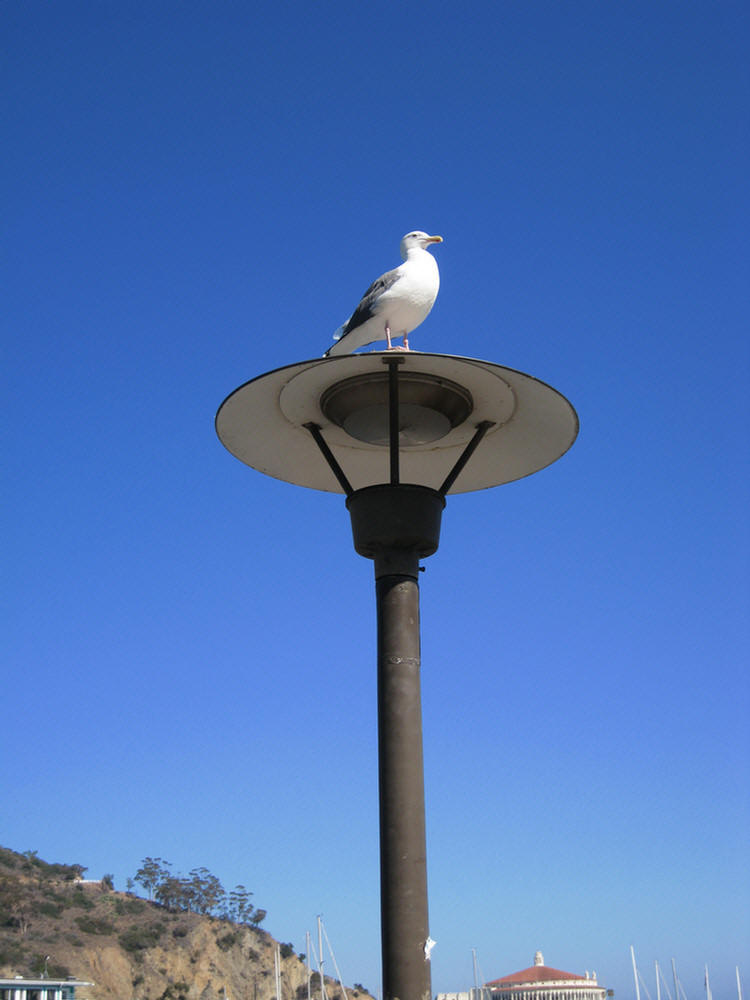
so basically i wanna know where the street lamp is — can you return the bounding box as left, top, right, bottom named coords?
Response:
left=216, top=351, right=577, bottom=1000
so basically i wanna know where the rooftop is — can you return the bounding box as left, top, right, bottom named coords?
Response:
left=0, top=980, right=92, bottom=988
left=487, top=952, right=599, bottom=988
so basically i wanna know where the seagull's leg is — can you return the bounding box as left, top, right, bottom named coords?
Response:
left=402, top=332, right=410, bottom=351
left=385, top=324, right=393, bottom=350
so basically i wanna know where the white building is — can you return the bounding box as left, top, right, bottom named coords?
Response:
left=0, top=979, right=92, bottom=1000
left=485, top=952, right=610, bottom=1000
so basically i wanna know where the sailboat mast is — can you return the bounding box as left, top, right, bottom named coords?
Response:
left=275, top=945, right=282, bottom=1000
left=657, top=961, right=674, bottom=1000
left=473, top=949, right=480, bottom=1000
left=631, top=947, right=641, bottom=1000
left=737, top=966, right=743, bottom=1000
left=704, top=965, right=711, bottom=1000
left=656, top=961, right=661, bottom=1000
left=318, top=916, right=327, bottom=1000
left=671, top=959, right=679, bottom=1000
left=321, top=918, right=349, bottom=1000
left=306, top=931, right=312, bottom=1000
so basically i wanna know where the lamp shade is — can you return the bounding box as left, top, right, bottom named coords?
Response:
left=216, top=352, right=578, bottom=494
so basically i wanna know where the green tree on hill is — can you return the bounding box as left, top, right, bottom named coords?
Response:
left=130, top=856, right=266, bottom=925
left=188, top=867, right=225, bottom=915
left=134, top=858, right=171, bottom=900
left=154, top=875, right=186, bottom=910
left=227, top=885, right=254, bottom=923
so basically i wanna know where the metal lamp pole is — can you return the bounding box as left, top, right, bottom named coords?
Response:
left=377, top=556, right=429, bottom=1000
left=216, top=351, right=578, bottom=1000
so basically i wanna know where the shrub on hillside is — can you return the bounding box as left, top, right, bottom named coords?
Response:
left=0, top=942, right=26, bottom=966
left=114, top=896, right=147, bottom=916
left=119, top=923, right=165, bottom=952
left=74, top=914, right=115, bottom=935
left=31, top=956, right=71, bottom=978
left=216, top=930, right=239, bottom=951
left=69, top=892, right=94, bottom=910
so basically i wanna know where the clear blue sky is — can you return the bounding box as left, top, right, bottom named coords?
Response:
left=3, top=3, right=748, bottom=999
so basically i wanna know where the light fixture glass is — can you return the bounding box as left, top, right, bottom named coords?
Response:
left=320, top=372, right=473, bottom=445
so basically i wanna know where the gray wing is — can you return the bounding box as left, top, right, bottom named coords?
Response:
left=340, top=267, right=402, bottom=337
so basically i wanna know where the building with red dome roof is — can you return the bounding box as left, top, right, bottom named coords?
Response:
left=485, top=952, right=610, bottom=1000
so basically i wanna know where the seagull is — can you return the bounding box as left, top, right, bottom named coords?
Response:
left=325, top=231, right=443, bottom=356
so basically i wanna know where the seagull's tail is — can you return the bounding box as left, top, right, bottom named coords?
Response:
left=323, top=323, right=346, bottom=357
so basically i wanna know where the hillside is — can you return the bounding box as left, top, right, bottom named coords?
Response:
left=0, top=847, right=373, bottom=1000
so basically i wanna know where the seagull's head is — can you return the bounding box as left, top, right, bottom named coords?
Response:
left=400, top=230, right=443, bottom=259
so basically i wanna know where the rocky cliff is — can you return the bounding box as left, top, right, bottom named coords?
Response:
left=0, top=848, right=372, bottom=1000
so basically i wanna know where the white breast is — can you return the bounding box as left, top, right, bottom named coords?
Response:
left=377, top=252, right=440, bottom=335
